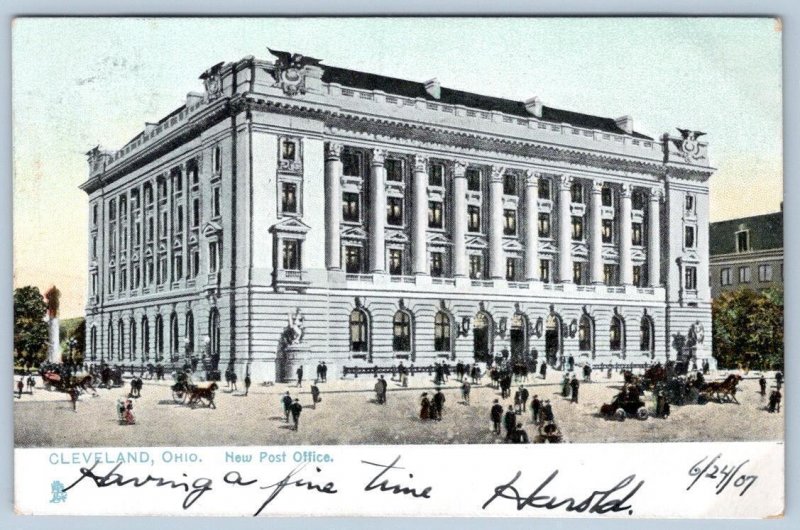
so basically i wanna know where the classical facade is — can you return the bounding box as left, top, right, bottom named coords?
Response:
left=81, top=51, right=715, bottom=381
left=709, top=210, right=783, bottom=298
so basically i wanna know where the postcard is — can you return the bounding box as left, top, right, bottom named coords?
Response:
left=12, top=17, right=784, bottom=518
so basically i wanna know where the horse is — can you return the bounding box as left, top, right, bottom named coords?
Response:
left=642, top=364, right=668, bottom=389
left=702, top=374, right=743, bottom=404
left=188, top=382, right=218, bottom=409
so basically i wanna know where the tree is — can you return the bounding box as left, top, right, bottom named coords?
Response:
left=14, top=286, right=49, bottom=368
left=712, top=288, right=783, bottom=370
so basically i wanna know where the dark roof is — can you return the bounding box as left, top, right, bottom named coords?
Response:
left=320, top=65, right=653, bottom=140
left=709, top=211, right=783, bottom=255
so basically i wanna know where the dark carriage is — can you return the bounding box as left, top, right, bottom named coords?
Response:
left=533, top=421, right=564, bottom=444
left=600, top=390, right=649, bottom=421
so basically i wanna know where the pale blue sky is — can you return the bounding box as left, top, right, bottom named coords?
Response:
left=12, top=18, right=783, bottom=316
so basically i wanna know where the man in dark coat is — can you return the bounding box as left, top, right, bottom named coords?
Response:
left=290, top=398, right=303, bottom=430
left=316, top=362, right=323, bottom=382
left=570, top=375, right=580, bottom=403
left=321, top=362, right=328, bottom=382
left=310, top=384, right=321, bottom=409
left=432, top=389, right=446, bottom=421
left=296, top=366, right=304, bottom=387
left=281, top=391, right=293, bottom=422
left=461, top=379, right=471, bottom=405
left=768, top=389, right=782, bottom=413
left=776, top=371, right=783, bottom=390
left=759, top=375, right=767, bottom=396
left=244, top=373, right=251, bottom=396
left=531, top=394, right=542, bottom=424
left=511, top=423, right=529, bottom=444
left=542, top=400, right=554, bottom=422
left=567, top=355, right=575, bottom=372
left=540, top=361, right=547, bottom=379
left=490, top=399, right=503, bottom=434
left=378, top=375, right=388, bottom=404
left=503, top=405, right=517, bottom=440
left=520, top=386, right=530, bottom=412
left=16, top=378, right=24, bottom=399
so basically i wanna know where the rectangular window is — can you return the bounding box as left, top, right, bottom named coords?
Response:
left=503, top=209, right=517, bottom=236
left=570, top=182, right=583, bottom=203
left=190, top=163, right=199, bottom=186
left=91, top=273, right=97, bottom=296
left=738, top=266, right=751, bottom=284
left=213, top=145, right=222, bottom=174
left=174, top=170, right=183, bottom=193
left=538, top=178, right=551, bottom=200
left=389, top=249, right=403, bottom=276
left=428, top=201, right=443, bottom=229
left=342, top=150, right=361, bottom=177
left=429, top=164, right=444, bottom=186
left=282, top=239, right=301, bottom=270
left=571, top=216, right=584, bottom=240
left=601, top=186, right=613, bottom=207
left=466, top=169, right=481, bottom=192
left=684, top=226, right=696, bottom=248
left=345, top=246, right=363, bottom=274
left=573, top=262, right=584, bottom=285
left=92, top=204, right=98, bottom=226
left=539, top=259, right=551, bottom=283
left=633, top=265, right=645, bottom=287
left=685, top=266, right=698, bottom=290
left=109, top=200, right=116, bottom=221
left=281, top=140, right=296, bottom=161
left=506, top=258, right=518, bottom=281
left=160, top=211, right=167, bottom=238
left=430, top=252, right=444, bottom=277
left=145, top=258, right=154, bottom=285
left=175, top=207, right=183, bottom=234
left=132, top=265, right=140, bottom=288
left=191, top=249, right=199, bottom=278
left=147, top=217, right=154, bottom=242
left=91, top=236, right=97, bottom=259
left=685, top=194, right=695, bottom=213
left=342, top=192, right=360, bottom=222
left=108, top=269, right=116, bottom=293
left=281, top=182, right=298, bottom=214
left=135, top=223, right=141, bottom=246
left=604, top=264, right=617, bottom=286
left=209, top=241, right=218, bottom=273
left=720, top=267, right=731, bottom=286
left=192, top=199, right=200, bottom=228
left=736, top=230, right=750, bottom=252
left=121, top=228, right=128, bottom=250
left=632, top=190, right=646, bottom=211
left=602, top=219, right=614, bottom=243
left=758, top=264, right=773, bottom=282
left=109, top=228, right=116, bottom=255
left=632, top=223, right=643, bottom=246
left=538, top=213, right=551, bottom=237
left=212, top=186, right=221, bottom=218
left=469, top=254, right=484, bottom=279
left=503, top=174, right=517, bottom=195
left=386, top=159, right=403, bottom=182
left=387, top=197, right=404, bottom=226
left=157, top=255, right=167, bottom=284
left=173, top=255, right=183, bottom=281
left=467, top=205, right=481, bottom=233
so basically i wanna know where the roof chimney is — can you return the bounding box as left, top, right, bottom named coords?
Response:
left=524, top=96, right=543, bottom=118
left=615, top=115, right=634, bottom=134
left=425, top=78, right=441, bottom=100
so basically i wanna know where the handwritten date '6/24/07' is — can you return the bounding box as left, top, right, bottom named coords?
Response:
left=687, top=454, right=757, bottom=497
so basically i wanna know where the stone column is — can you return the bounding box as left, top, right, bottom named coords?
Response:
left=369, top=148, right=387, bottom=273
left=452, top=161, right=468, bottom=277
left=619, top=184, right=633, bottom=285
left=412, top=155, right=429, bottom=275
left=166, top=173, right=173, bottom=285
left=524, top=170, right=539, bottom=281
left=558, top=174, right=573, bottom=283
left=489, top=166, right=506, bottom=279
left=324, top=143, right=343, bottom=270
left=648, top=188, right=661, bottom=287
left=590, top=180, right=604, bottom=284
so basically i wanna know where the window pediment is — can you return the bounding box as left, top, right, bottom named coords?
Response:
left=269, top=217, right=311, bottom=236
left=202, top=221, right=223, bottom=238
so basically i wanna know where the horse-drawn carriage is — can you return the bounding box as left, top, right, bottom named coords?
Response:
left=171, top=372, right=217, bottom=408
left=600, top=388, right=649, bottom=420
left=40, top=367, right=96, bottom=395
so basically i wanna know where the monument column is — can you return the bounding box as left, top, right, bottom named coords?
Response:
left=369, top=148, right=387, bottom=273
left=590, top=180, right=604, bottom=284
left=524, top=170, right=539, bottom=281
left=324, top=143, right=343, bottom=270
left=489, top=166, right=506, bottom=279
left=619, top=183, right=633, bottom=285
left=412, top=155, right=429, bottom=275
left=557, top=174, right=573, bottom=283
left=452, top=161, right=468, bottom=277
left=648, top=187, right=662, bottom=287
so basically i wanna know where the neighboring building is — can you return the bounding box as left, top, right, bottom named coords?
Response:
left=709, top=210, right=783, bottom=298
left=80, top=51, right=715, bottom=381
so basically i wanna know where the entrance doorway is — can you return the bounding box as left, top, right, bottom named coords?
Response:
left=545, top=313, right=562, bottom=366
left=509, top=314, right=528, bottom=362
left=473, top=312, right=492, bottom=363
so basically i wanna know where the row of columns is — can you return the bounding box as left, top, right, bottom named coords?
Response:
left=323, top=143, right=661, bottom=287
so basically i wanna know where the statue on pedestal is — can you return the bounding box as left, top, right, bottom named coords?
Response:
left=44, top=286, right=61, bottom=364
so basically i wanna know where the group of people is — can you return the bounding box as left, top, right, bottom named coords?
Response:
left=560, top=373, right=581, bottom=403
left=15, top=374, right=36, bottom=398
left=760, top=371, right=783, bottom=413
left=490, top=395, right=554, bottom=444
left=419, top=389, right=446, bottom=420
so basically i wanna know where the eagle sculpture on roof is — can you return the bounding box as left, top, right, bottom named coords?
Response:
left=268, top=48, right=323, bottom=70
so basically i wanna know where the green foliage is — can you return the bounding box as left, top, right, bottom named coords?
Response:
left=712, top=288, right=784, bottom=370
left=60, top=317, right=86, bottom=364
left=13, top=286, right=49, bottom=368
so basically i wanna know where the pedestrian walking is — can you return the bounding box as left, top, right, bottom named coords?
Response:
left=503, top=406, right=517, bottom=440
left=282, top=391, right=293, bottom=422
left=432, top=388, right=446, bottom=421
left=26, top=374, right=36, bottom=394
left=582, top=364, right=591, bottom=382
left=561, top=373, right=571, bottom=398
left=16, top=378, right=24, bottom=399
left=775, top=371, right=783, bottom=391
left=768, top=389, right=782, bottom=413
left=316, top=362, right=323, bottom=383
left=490, top=399, right=503, bottom=434
left=374, top=379, right=384, bottom=404
left=290, top=398, right=303, bottom=430
left=514, top=388, right=523, bottom=414
left=461, top=379, right=471, bottom=405
left=230, top=371, right=238, bottom=392
left=570, top=375, right=580, bottom=403
left=244, top=373, right=251, bottom=396
left=310, top=384, right=321, bottom=409
left=531, top=394, right=541, bottom=424
left=321, top=362, right=328, bottom=383
left=378, top=375, right=388, bottom=404
left=511, top=423, right=529, bottom=444
left=540, top=361, right=547, bottom=380
left=759, top=375, right=767, bottom=396
left=607, top=366, right=613, bottom=379
left=123, top=399, right=136, bottom=424
left=69, top=387, right=79, bottom=412
left=541, top=399, right=554, bottom=422
left=420, top=392, right=431, bottom=420
left=296, top=366, right=304, bottom=387
left=520, top=386, right=529, bottom=412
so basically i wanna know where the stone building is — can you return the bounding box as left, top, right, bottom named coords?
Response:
left=709, top=210, right=783, bottom=298
left=81, top=51, right=715, bottom=381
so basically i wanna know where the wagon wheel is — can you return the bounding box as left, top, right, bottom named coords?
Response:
left=615, top=408, right=626, bottom=421
left=697, top=393, right=708, bottom=405
left=172, top=389, right=186, bottom=403
left=636, top=407, right=649, bottom=420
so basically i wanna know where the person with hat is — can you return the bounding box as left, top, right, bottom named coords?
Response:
left=290, top=398, right=303, bottom=430
left=419, top=392, right=431, bottom=420
left=281, top=391, right=293, bottom=422
left=531, top=394, right=542, bottom=424
left=570, top=374, right=580, bottom=404
left=490, top=399, right=503, bottom=434
left=503, top=405, right=517, bottom=440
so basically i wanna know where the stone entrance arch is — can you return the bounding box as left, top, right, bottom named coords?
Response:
left=509, top=313, right=528, bottom=361
left=473, top=311, right=494, bottom=363
left=545, top=312, right=563, bottom=366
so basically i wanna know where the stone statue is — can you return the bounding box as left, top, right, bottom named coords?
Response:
left=287, top=308, right=305, bottom=344
left=690, top=321, right=705, bottom=345
left=44, top=286, right=61, bottom=319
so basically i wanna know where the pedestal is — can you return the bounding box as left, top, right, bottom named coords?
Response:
left=278, top=344, right=312, bottom=383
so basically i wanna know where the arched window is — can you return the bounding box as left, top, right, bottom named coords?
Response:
left=610, top=315, right=624, bottom=351
left=90, top=325, right=97, bottom=361
left=349, top=309, right=368, bottom=352
left=393, top=311, right=412, bottom=352
left=434, top=311, right=451, bottom=352
left=129, top=319, right=137, bottom=361
left=640, top=315, right=654, bottom=353
left=170, top=312, right=179, bottom=361
left=185, top=311, right=195, bottom=355
left=578, top=315, right=593, bottom=352
left=155, top=315, right=164, bottom=362
left=141, top=316, right=150, bottom=361
left=107, top=321, right=114, bottom=361
left=117, top=319, right=125, bottom=361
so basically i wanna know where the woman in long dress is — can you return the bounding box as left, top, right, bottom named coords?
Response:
left=419, top=392, right=431, bottom=420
